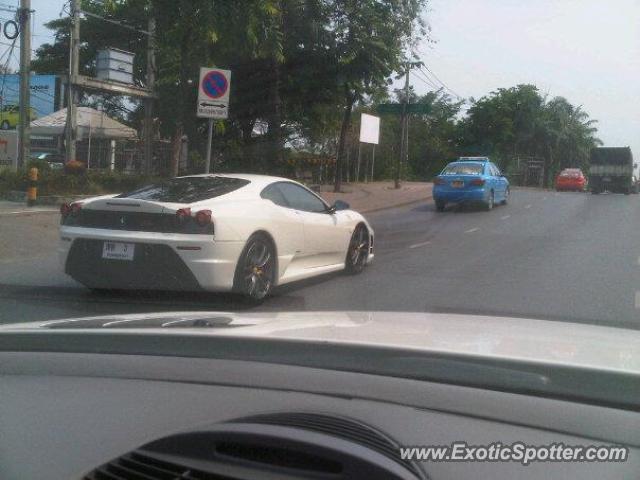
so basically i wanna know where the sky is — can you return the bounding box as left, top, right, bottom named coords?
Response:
left=11, top=0, right=640, bottom=158
left=417, top=0, right=640, bottom=157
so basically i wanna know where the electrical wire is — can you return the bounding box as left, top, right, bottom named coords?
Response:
left=411, top=69, right=439, bottom=90
left=0, top=35, right=18, bottom=112
left=420, top=65, right=463, bottom=100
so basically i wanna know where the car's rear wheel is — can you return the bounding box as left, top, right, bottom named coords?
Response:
left=435, top=200, right=446, bottom=212
left=502, top=187, right=510, bottom=205
left=234, top=234, right=276, bottom=303
left=345, top=224, right=369, bottom=274
left=484, top=191, right=494, bottom=211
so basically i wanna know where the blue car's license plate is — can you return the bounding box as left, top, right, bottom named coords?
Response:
left=451, top=181, right=464, bottom=188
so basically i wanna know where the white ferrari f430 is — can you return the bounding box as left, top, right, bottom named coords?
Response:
left=59, top=174, right=374, bottom=302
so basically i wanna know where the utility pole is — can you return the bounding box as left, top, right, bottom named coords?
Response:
left=204, top=118, right=213, bottom=174
left=143, top=16, right=156, bottom=175
left=395, top=63, right=410, bottom=189
left=18, top=0, right=31, bottom=168
left=66, top=0, right=80, bottom=163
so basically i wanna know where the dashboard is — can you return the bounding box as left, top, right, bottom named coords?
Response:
left=1, top=351, right=638, bottom=479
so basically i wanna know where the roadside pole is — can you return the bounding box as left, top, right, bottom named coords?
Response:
left=18, top=0, right=31, bottom=169
left=143, top=16, right=156, bottom=175
left=66, top=0, right=80, bottom=164
left=197, top=67, right=231, bottom=174
left=356, top=141, right=362, bottom=182
left=371, top=144, right=376, bottom=182
left=204, top=118, right=213, bottom=174
left=396, top=64, right=410, bottom=189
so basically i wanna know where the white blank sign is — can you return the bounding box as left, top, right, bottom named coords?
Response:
left=359, top=113, right=380, bottom=144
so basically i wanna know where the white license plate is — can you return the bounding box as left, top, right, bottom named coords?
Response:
left=102, top=241, right=135, bottom=261
left=451, top=181, right=464, bottom=188
left=602, top=177, right=611, bottom=182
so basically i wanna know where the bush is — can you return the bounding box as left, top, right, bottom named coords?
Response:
left=0, top=168, right=26, bottom=194
left=0, top=167, right=163, bottom=197
left=64, top=160, right=86, bottom=175
left=26, top=158, right=51, bottom=174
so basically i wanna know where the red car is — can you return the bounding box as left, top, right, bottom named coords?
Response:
left=555, top=168, right=587, bottom=192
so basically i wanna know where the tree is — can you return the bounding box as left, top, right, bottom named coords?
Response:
left=460, top=85, right=600, bottom=186
left=328, top=0, right=428, bottom=192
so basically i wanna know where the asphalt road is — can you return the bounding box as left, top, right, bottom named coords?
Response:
left=2, top=188, right=640, bottom=329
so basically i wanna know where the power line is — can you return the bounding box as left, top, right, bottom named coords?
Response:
left=79, top=9, right=151, bottom=36
left=420, top=65, right=463, bottom=100
left=411, top=69, right=439, bottom=90
left=0, top=36, right=18, bottom=109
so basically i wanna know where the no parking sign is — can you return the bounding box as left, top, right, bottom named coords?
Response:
left=197, top=67, right=231, bottom=119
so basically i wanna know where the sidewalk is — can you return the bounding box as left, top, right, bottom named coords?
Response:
left=317, top=181, right=432, bottom=213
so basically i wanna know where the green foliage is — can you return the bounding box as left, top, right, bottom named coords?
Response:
left=460, top=85, right=601, bottom=185
left=26, top=158, right=52, bottom=174
left=0, top=168, right=157, bottom=197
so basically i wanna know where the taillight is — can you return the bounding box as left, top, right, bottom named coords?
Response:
left=176, top=208, right=191, bottom=221
left=433, top=177, right=445, bottom=185
left=70, top=202, right=82, bottom=215
left=60, top=203, right=71, bottom=216
left=470, top=178, right=485, bottom=186
left=195, top=209, right=212, bottom=226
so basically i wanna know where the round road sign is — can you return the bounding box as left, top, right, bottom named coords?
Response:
left=201, top=71, right=228, bottom=99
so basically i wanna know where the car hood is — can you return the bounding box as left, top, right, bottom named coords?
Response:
left=2, top=310, right=639, bottom=375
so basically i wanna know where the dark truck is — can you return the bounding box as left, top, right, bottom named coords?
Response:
left=589, top=147, right=637, bottom=194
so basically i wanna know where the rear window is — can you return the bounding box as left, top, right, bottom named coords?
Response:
left=441, top=163, right=483, bottom=175
left=117, top=176, right=250, bottom=203
left=560, top=169, right=582, bottom=177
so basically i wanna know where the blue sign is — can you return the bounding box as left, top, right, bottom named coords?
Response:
left=0, top=74, right=57, bottom=118
left=202, top=71, right=228, bottom=99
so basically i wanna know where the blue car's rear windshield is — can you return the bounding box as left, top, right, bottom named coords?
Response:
left=441, top=163, right=484, bottom=175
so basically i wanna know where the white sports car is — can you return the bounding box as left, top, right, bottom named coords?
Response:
left=59, top=174, right=374, bottom=302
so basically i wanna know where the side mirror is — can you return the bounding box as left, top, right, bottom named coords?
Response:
left=328, top=200, right=350, bottom=214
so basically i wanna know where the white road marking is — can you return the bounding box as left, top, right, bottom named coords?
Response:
left=635, top=291, right=640, bottom=309
left=465, top=227, right=479, bottom=233
left=524, top=204, right=532, bottom=209
left=500, top=215, right=511, bottom=220
left=0, top=209, right=57, bottom=215
left=409, top=241, right=431, bottom=249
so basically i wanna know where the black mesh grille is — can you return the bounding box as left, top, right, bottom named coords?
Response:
left=236, top=412, right=421, bottom=478
left=65, top=239, right=202, bottom=291
left=83, top=452, right=236, bottom=480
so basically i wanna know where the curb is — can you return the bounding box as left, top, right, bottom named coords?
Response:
left=359, top=194, right=433, bottom=213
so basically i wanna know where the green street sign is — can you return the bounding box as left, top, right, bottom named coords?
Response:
left=376, top=103, right=431, bottom=115
left=376, top=103, right=403, bottom=114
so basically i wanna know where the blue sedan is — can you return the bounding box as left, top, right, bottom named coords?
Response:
left=432, top=158, right=510, bottom=212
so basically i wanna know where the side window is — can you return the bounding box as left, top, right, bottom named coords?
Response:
left=260, top=184, right=289, bottom=207
left=493, top=164, right=501, bottom=176
left=277, top=182, right=328, bottom=213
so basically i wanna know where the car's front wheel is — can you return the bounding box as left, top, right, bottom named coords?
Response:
left=345, top=224, right=370, bottom=274
left=435, top=200, right=446, bottom=212
left=234, top=234, right=276, bottom=303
